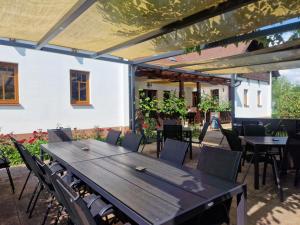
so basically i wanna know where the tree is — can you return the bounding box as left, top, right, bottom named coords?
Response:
left=272, top=77, right=300, bottom=118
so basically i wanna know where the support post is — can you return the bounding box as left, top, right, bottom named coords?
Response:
left=196, top=82, right=201, bottom=107
left=179, top=80, right=184, bottom=98
left=230, top=74, right=236, bottom=125
left=129, top=65, right=136, bottom=132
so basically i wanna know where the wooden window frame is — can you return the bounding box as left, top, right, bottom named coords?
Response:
left=243, top=89, right=249, bottom=107
left=70, top=70, right=90, bottom=106
left=257, top=90, right=262, bottom=107
left=0, top=62, right=19, bottom=105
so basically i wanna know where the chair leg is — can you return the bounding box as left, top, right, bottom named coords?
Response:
left=19, top=170, right=32, bottom=200
left=41, top=195, right=54, bottom=225
left=295, top=169, right=299, bottom=187
left=272, top=156, right=284, bottom=202
left=54, top=206, right=64, bottom=225
left=6, top=167, right=15, bottom=193
left=26, top=182, right=40, bottom=213
left=262, top=156, right=268, bottom=185
left=28, top=185, right=43, bottom=218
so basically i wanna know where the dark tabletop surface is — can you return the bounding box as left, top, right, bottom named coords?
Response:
left=41, top=139, right=130, bottom=163
left=239, top=136, right=288, bottom=146
left=42, top=139, right=244, bottom=225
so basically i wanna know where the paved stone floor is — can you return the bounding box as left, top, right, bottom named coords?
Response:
left=0, top=129, right=299, bottom=225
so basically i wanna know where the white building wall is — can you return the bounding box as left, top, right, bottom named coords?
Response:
left=234, top=76, right=272, bottom=118
left=0, top=45, right=129, bottom=134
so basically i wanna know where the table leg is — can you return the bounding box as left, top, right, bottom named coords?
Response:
left=189, top=131, right=192, bottom=159
left=254, top=146, right=259, bottom=190
left=156, top=131, right=161, bottom=158
left=237, top=185, right=247, bottom=225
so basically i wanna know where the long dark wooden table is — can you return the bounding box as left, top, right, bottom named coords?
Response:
left=239, top=136, right=288, bottom=190
left=41, top=139, right=246, bottom=225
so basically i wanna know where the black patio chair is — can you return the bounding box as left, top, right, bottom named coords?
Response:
left=0, top=149, right=15, bottom=193
left=12, top=140, right=64, bottom=217
left=286, top=137, right=300, bottom=186
left=106, top=130, right=121, bottom=145
left=159, top=139, right=189, bottom=166
left=121, top=132, right=142, bottom=152
left=163, top=119, right=177, bottom=125
left=196, top=146, right=242, bottom=225
left=55, top=175, right=114, bottom=225
left=47, top=128, right=73, bottom=143
left=190, top=122, right=209, bottom=147
left=163, top=124, right=183, bottom=141
left=240, top=120, right=259, bottom=135
left=243, top=124, right=266, bottom=136
left=10, top=136, right=63, bottom=200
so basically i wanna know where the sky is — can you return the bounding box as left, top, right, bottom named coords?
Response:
left=264, top=17, right=300, bottom=85
left=279, top=68, right=300, bottom=84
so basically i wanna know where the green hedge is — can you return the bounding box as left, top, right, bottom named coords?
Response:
left=1, top=136, right=122, bottom=166
left=1, top=140, right=47, bottom=165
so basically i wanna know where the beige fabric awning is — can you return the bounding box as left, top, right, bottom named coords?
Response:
left=0, top=0, right=300, bottom=74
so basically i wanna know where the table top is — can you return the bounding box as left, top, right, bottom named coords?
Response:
left=239, top=136, right=288, bottom=146
left=41, top=139, right=130, bottom=164
left=41, top=139, right=244, bottom=225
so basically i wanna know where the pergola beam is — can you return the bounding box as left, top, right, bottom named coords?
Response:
left=93, top=0, right=258, bottom=58
left=36, top=0, right=96, bottom=50
left=134, top=20, right=300, bottom=65
left=0, top=38, right=132, bottom=65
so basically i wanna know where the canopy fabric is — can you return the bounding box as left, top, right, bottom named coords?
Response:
left=0, top=0, right=300, bottom=75
left=0, top=0, right=78, bottom=42
left=181, top=47, right=300, bottom=71
left=204, top=60, right=300, bottom=74
left=169, top=39, right=300, bottom=69
left=112, top=0, right=300, bottom=60
left=50, top=0, right=225, bottom=52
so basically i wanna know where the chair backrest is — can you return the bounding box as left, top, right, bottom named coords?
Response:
left=10, top=137, right=31, bottom=171
left=47, top=128, right=73, bottom=143
left=197, top=146, right=242, bottom=182
left=163, top=119, right=177, bottom=125
left=14, top=142, right=46, bottom=184
left=121, top=132, right=142, bottom=152
left=106, top=130, right=121, bottom=145
left=56, top=177, right=97, bottom=225
left=160, top=139, right=189, bottom=166
left=163, top=125, right=183, bottom=141
left=244, top=124, right=265, bottom=136
left=199, top=122, right=209, bottom=143
left=286, top=137, right=300, bottom=169
left=33, top=156, right=55, bottom=193
left=222, top=129, right=243, bottom=152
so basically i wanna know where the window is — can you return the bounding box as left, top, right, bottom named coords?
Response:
left=0, top=62, right=19, bottom=104
left=244, top=89, right=249, bottom=107
left=257, top=90, right=262, bottom=107
left=139, top=89, right=157, bottom=100
left=163, top=91, right=170, bottom=100
left=70, top=70, right=90, bottom=105
left=192, top=91, right=199, bottom=107
left=211, top=89, right=219, bottom=103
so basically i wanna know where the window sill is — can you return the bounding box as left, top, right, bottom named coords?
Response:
left=0, top=103, right=20, bottom=106
left=71, top=103, right=92, bottom=107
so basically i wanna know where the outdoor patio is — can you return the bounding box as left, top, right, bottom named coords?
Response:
left=1, top=128, right=299, bottom=225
